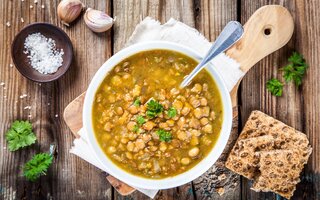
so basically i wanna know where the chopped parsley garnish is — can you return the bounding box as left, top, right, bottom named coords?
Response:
left=281, top=52, right=308, bottom=86
left=5, top=120, right=37, bottom=151
left=132, top=125, right=140, bottom=133
left=23, top=153, right=53, bottom=182
left=156, top=129, right=172, bottom=142
left=266, top=78, right=284, bottom=97
left=133, top=98, right=141, bottom=107
left=136, top=115, right=146, bottom=125
left=167, top=107, right=177, bottom=118
left=146, top=99, right=163, bottom=118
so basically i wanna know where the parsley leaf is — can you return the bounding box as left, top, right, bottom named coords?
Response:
left=281, top=52, right=308, bottom=86
left=136, top=115, right=146, bottom=125
left=266, top=78, right=284, bottom=96
left=132, top=125, right=140, bottom=133
left=133, top=98, right=141, bottom=107
left=156, top=129, right=172, bottom=142
left=146, top=100, right=163, bottom=118
left=167, top=107, right=177, bottom=118
left=23, top=153, right=53, bottom=182
left=5, top=120, right=37, bottom=151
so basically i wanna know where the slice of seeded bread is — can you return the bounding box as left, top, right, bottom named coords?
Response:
left=225, top=110, right=312, bottom=180
left=251, top=149, right=312, bottom=199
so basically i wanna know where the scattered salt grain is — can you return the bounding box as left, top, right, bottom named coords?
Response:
left=55, top=114, right=58, bottom=118
left=6, top=22, right=11, bottom=27
left=21, top=18, right=24, bottom=23
left=41, top=5, right=45, bottom=9
left=3, top=147, right=6, bottom=150
left=24, top=33, right=64, bottom=74
left=30, top=5, right=33, bottom=9
left=20, top=94, right=28, bottom=99
left=28, top=114, right=32, bottom=118
left=34, top=0, right=38, bottom=4
left=0, top=82, right=5, bottom=86
left=24, top=106, right=31, bottom=110
left=9, top=64, right=13, bottom=68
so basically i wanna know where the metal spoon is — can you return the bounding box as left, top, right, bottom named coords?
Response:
left=180, top=21, right=244, bottom=88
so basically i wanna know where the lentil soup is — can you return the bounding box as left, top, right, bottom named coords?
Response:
left=92, top=50, right=223, bottom=179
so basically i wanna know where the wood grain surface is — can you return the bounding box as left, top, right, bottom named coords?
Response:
left=0, top=0, right=319, bottom=200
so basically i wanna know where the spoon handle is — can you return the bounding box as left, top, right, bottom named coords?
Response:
left=180, top=21, right=244, bottom=88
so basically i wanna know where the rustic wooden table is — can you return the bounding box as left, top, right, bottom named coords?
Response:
left=0, top=0, right=319, bottom=199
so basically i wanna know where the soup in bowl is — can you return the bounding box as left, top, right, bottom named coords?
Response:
left=83, top=41, right=232, bottom=189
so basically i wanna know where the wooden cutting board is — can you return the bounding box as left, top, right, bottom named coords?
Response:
left=63, top=5, right=293, bottom=196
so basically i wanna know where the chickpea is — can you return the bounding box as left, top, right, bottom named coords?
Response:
left=181, top=157, right=191, bottom=165
left=103, top=122, right=113, bottom=132
left=177, top=130, right=190, bottom=141
left=108, top=94, right=116, bottom=103
left=143, top=121, right=155, bottom=131
left=135, top=139, right=145, bottom=150
left=141, top=134, right=151, bottom=143
left=181, top=106, right=191, bottom=116
left=126, top=152, right=133, bottom=159
left=108, top=146, right=116, bottom=153
left=191, top=83, right=202, bottom=93
left=189, top=118, right=200, bottom=129
left=190, top=136, right=199, bottom=146
left=172, top=100, right=183, bottom=111
left=177, top=117, right=186, bottom=128
left=210, top=111, right=216, bottom=120
left=170, top=88, right=180, bottom=96
left=166, top=119, right=175, bottom=127
left=200, top=98, right=208, bottom=106
left=132, top=85, right=141, bottom=97
left=111, top=75, right=121, bottom=86
left=127, top=142, right=135, bottom=152
left=200, top=118, right=209, bottom=126
left=189, top=96, right=200, bottom=108
left=128, top=105, right=138, bottom=114
left=190, top=129, right=201, bottom=136
left=159, top=142, right=167, bottom=152
left=202, top=107, right=210, bottom=117
left=203, top=124, right=213, bottom=133
left=159, top=122, right=168, bottom=129
left=188, top=147, right=200, bottom=157
left=193, top=108, right=202, bottom=119
left=116, top=107, right=124, bottom=115
left=121, top=137, right=129, bottom=144
left=203, top=83, right=208, bottom=91
left=127, top=121, right=136, bottom=131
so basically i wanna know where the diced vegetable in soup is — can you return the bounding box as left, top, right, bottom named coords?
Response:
left=92, top=50, right=223, bottom=179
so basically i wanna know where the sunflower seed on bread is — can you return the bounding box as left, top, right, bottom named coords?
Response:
left=252, top=149, right=312, bottom=199
left=225, top=110, right=312, bottom=199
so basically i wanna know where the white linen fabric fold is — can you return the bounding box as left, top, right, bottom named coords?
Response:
left=70, top=17, right=243, bottom=199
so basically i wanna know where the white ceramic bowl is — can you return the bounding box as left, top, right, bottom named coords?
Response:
left=83, top=41, right=232, bottom=190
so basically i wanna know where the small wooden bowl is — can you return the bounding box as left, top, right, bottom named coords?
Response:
left=11, top=23, right=73, bottom=82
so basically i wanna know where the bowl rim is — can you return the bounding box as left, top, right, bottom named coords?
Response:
left=83, top=41, right=233, bottom=190
left=11, top=22, right=73, bottom=83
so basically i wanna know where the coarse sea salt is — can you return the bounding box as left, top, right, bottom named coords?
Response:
left=24, top=33, right=64, bottom=74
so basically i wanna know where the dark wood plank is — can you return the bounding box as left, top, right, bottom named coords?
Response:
left=192, top=1, right=241, bottom=200
left=0, top=0, right=113, bottom=199
left=240, top=0, right=320, bottom=199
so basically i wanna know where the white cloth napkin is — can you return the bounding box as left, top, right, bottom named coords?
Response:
left=70, top=17, right=244, bottom=199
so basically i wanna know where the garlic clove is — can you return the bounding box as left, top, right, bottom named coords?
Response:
left=84, top=8, right=114, bottom=33
left=57, top=0, right=85, bottom=26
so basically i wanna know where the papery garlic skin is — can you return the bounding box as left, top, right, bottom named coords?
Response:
left=84, top=8, right=114, bottom=33
left=57, top=0, right=84, bottom=26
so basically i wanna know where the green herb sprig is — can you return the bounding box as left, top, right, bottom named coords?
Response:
left=23, top=153, right=53, bottom=181
left=266, top=52, right=308, bottom=96
left=281, top=52, right=308, bottom=86
left=5, top=120, right=37, bottom=151
left=167, top=107, right=177, bottom=118
left=266, top=78, right=284, bottom=97
left=156, top=129, right=172, bottom=142
left=146, top=100, right=163, bottom=118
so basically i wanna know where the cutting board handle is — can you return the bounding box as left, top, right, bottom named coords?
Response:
left=226, top=5, right=294, bottom=72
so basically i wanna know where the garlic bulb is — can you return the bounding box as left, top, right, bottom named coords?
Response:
left=84, top=8, right=114, bottom=33
left=57, top=0, right=84, bottom=26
